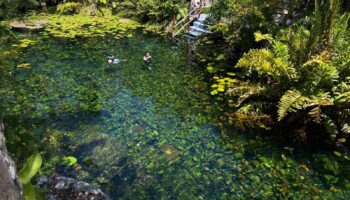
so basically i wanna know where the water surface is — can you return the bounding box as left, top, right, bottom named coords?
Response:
left=1, top=32, right=350, bottom=199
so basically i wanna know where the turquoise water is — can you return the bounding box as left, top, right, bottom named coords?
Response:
left=1, top=32, right=350, bottom=199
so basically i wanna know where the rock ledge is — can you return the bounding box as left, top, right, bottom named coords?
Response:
left=10, top=20, right=47, bottom=31
left=37, top=174, right=110, bottom=200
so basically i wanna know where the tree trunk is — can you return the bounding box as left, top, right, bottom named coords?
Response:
left=0, top=120, right=23, bottom=200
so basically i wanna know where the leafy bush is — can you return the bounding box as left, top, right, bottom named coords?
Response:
left=209, top=0, right=350, bottom=144
left=57, top=2, right=82, bottom=15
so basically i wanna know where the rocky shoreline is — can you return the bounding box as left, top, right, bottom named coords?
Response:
left=1, top=120, right=109, bottom=200
left=37, top=174, right=110, bottom=200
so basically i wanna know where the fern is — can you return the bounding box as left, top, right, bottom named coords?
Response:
left=236, top=48, right=298, bottom=81
left=334, top=81, right=350, bottom=105
left=272, top=40, right=290, bottom=61
left=321, top=114, right=339, bottom=140
left=313, top=92, right=334, bottom=106
left=301, top=53, right=339, bottom=91
left=278, top=90, right=334, bottom=121
left=254, top=32, right=273, bottom=42
left=334, top=91, right=350, bottom=105
left=236, top=101, right=268, bottom=115
left=277, top=90, right=310, bottom=121
left=225, top=82, right=265, bottom=107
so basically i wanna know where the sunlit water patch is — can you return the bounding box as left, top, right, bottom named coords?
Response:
left=1, top=32, right=350, bottom=199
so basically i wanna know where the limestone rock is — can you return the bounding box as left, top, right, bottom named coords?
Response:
left=0, top=120, right=23, bottom=200
left=37, top=174, right=110, bottom=200
left=10, top=20, right=47, bottom=32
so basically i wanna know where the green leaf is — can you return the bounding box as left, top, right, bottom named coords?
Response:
left=63, top=156, right=77, bottom=166
left=23, top=183, right=36, bottom=200
left=277, top=90, right=309, bottom=121
left=19, top=151, right=42, bottom=185
left=338, top=138, right=346, bottom=143
left=334, top=151, right=342, bottom=157
left=254, top=32, right=273, bottom=42
left=322, top=115, right=338, bottom=139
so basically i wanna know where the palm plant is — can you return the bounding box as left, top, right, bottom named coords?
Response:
left=219, top=0, right=350, bottom=143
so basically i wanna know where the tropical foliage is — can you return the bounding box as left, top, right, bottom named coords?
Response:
left=1, top=0, right=350, bottom=199
left=208, top=0, right=350, bottom=144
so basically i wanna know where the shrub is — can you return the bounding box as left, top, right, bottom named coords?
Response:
left=57, top=2, right=82, bottom=15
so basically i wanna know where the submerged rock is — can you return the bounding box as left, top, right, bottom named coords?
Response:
left=0, top=120, right=23, bottom=200
left=161, top=144, right=180, bottom=160
left=37, top=174, right=110, bottom=200
left=131, top=124, right=145, bottom=134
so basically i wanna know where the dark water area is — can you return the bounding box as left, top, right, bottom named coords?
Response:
left=1, top=31, right=350, bottom=199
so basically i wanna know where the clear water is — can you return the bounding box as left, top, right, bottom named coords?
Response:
left=1, top=32, right=350, bottom=199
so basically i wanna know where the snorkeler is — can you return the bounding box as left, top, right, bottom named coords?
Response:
left=108, top=55, right=117, bottom=64
left=143, top=52, right=152, bottom=70
left=108, top=55, right=126, bottom=64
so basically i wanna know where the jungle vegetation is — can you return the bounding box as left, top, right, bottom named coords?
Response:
left=198, top=0, right=350, bottom=148
left=0, top=1, right=350, bottom=198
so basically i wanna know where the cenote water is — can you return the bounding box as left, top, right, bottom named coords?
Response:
left=1, top=31, right=350, bottom=199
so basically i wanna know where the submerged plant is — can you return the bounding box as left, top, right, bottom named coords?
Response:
left=161, top=144, right=180, bottom=160
left=27, top=14, right=139, bottom=39
left=131, top=124, right=145, bottom=134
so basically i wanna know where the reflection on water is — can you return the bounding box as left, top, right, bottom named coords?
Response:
left=1, top=32, right=350, bottom=199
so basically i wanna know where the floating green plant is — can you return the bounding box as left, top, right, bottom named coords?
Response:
left=12, top=39, right=36, bottom=48
left=27, top=14, right=139, bottom=39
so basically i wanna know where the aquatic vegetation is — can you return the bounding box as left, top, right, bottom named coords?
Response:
left=131, top=124, right=145, bottom=134
left=161, top=144, right=180, bottom=160
left=210, top=76, right=237, bottom=95
left=12, top=39, right=36, bottom=48
left=27, top=14, right=139, bottom=39
left=1, top=30, right=350, bottom=199
left=63, top=156, right=78, bottom=166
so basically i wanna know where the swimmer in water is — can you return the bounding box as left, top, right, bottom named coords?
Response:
left=143, top=52, right=152, bottom=70
left=108, top=55, right=127, bottom=64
